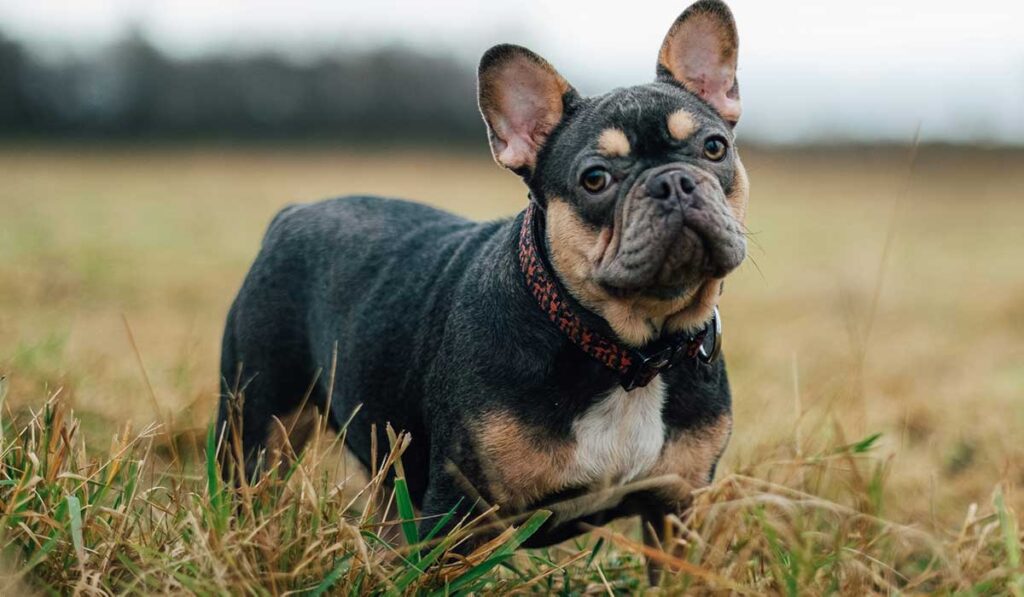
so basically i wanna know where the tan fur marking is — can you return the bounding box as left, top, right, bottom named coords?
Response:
left=663, top=278, right=721, bottom=335
left=649, top=414, right=732, bottom=504
left=546, top=200, right=601, bottom=289
left=546, top=201, right=651, bottom=346
left=597, top=128, right=631, bottom=157
left=667, top=109, right=697, bottom=140
left=598, top=302, right=659, bottom=346
left=726, top=155, right=750, bottom=222
left=475, top=410, right=574, bottom=510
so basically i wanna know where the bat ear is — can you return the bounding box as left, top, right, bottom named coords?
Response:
left=657, top=0, right=741, bottom=127
left=478, top=44, right=578, bottom=174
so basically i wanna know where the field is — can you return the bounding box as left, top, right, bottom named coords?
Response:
left=1, top=144, right=1022, bottom=593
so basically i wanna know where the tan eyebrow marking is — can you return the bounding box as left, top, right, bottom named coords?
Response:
left=597, top=128, right=630, bottom=157
left=667, top=109, right=697, bottom=140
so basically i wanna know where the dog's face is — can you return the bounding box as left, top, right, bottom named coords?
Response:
left=479, top=0, right=748, bottom=346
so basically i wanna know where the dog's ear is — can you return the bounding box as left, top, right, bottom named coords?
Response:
left=478, top=44, right=577, bottom=175
left=657, top=0, right=741, bottom=126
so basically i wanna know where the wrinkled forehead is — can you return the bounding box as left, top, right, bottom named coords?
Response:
left=564, top=83, right=728, bottom=158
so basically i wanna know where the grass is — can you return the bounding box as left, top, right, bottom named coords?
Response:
left=0, top=143, right=1022, bottom=593
left=1, top=394, right=1020, bottom=594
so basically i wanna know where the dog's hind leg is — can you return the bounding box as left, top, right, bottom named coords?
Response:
left=216, top=304, right=326, bottom=484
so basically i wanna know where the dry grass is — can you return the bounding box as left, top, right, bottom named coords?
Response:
left=0, top=143, right=1022, bottom=593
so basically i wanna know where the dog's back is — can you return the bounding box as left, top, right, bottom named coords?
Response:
left=217, top=195, right=505, bottom=485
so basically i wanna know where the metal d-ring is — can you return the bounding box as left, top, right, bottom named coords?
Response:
left=698, top=306, right=722, bottom=363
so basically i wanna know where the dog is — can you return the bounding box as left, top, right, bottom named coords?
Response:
left=217, top=0, right=747, bottom=565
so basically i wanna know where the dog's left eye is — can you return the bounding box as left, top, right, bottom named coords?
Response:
left=703, top=136, right=729, bottom=161
left=580, top=167, right=612, bottom=194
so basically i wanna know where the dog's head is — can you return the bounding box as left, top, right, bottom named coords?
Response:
left=478, top=0, right=748, bottom=346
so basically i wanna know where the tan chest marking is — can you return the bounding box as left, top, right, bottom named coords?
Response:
left=474, top=410, right=574, bottom=510
left=649, top=413, right=732, bottom=505
left=475, top=379, right=675, bottom=511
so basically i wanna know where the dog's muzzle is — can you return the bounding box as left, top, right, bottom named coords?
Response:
left=593, top=165, right=746, bottom=298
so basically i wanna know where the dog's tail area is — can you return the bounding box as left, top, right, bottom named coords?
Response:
left=215, top=302, right=245, bottom=483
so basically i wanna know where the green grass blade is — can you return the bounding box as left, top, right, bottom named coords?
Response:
left=833, top=432, right=883, bottom=455
left=392, top=532, right=459, bottom=591
left=757, top=507, right=799, bottom=597
left=18, top=530, right=62, bottom=576
left=995, top=489, right=1024, bottom=597
left=205, top=423, right=220, bottom=501
left=393, top=477, right=420, bottom=562
left=430, top=509, right=551, bottom=597
left=204, top=422, right=228, bottom=533
left=65, top=495, right=85, bottom=565
left=388, top=501, right=467, bottom=592
left=307, top=554, right=353, bottom=597
left=421, top=499, right=463, bottom=545
left=585, top=537, right=605, bottom=570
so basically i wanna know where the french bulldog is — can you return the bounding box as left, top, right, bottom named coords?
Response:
left=217, top=0, right=748, bottom=571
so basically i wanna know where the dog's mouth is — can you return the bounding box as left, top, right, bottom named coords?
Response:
left=591, top=166, right=745, bottom=302
left=599, top=279, right=698, bottom=302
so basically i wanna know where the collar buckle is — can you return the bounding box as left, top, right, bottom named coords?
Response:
left=697, top=306, right=723, bottom=364
left=619, top=306, right=722, bottom=391
left=620, top=339, right=685, bottom=391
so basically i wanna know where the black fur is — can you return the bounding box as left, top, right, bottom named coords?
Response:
left=217, top=196, right=731, bottom=543
left=217, top=0, right=743, bottom=549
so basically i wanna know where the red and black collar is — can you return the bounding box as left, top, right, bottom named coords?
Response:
left=517, top=200, right=721, bottom=391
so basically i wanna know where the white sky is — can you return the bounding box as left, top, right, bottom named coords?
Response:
left=2, top=0, right=1023, bottom=144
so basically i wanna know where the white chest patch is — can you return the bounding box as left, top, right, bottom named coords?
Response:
left=565, top=377, right=667, bottom=487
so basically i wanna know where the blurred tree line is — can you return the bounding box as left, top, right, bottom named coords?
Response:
left=0, top=31, right=482, bottom=143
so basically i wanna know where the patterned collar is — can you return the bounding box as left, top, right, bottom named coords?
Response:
left=517, top=200, right=720, bottom=391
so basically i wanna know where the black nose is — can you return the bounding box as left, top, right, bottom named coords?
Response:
left=645, top=170, right=697, bottom=200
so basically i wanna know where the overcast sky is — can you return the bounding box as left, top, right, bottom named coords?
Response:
left=2, top=0, right=1023, bottom=144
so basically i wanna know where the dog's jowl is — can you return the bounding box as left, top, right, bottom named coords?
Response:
left=218, top=0, right=748, bottom=555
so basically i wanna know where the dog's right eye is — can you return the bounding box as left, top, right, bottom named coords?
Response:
left=580, top=167, right=612, bottom=194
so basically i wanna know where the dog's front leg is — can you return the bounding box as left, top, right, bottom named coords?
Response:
left=641, top=509, right=671, bottom=588
left=415, top=458, right=501, bottom=556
